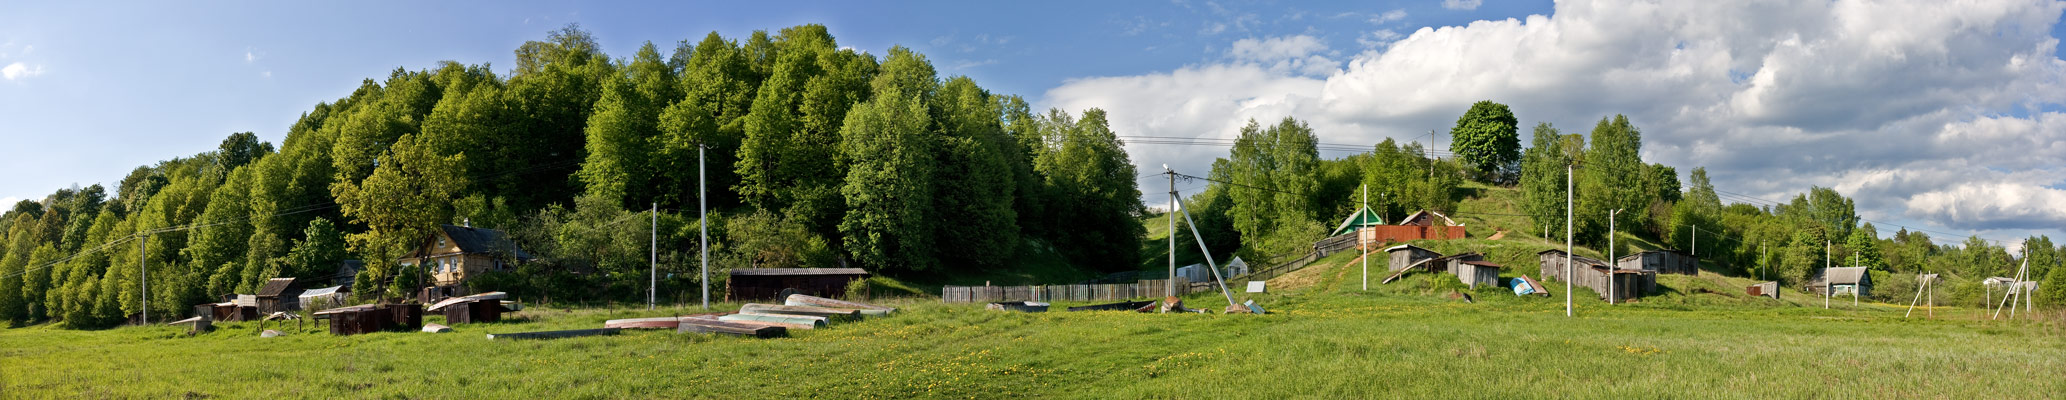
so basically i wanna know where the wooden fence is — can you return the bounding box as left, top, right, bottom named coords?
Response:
left=1226, top=233, right=1364, bottom=282
left=942, top=278, right=1212, bottom=303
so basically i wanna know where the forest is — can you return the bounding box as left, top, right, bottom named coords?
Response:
left=2, top=25, right=2062, bottom=331
left=0, top=24, right=1143, bottom=328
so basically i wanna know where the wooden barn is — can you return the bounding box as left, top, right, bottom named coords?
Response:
left=727, top=268, right=870, bottom=301
left=255, top=278, right=302, bottom=314
left=1810, top=267, right=1872, bottom=297
left=1385, top=244, right=1440, bottom=272
left=1617, top=250, right=1699, bottom=275
left=1539, top=249, right=1654, bottom=302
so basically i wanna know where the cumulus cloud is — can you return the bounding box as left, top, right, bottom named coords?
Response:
left=1226, top=35, right=1341, bottom=77
left=1442, top=0, right=1483, bottom=11
left=2, top=62, right=43, bottom=80
left=1047, top=0, right=2066, bottom=237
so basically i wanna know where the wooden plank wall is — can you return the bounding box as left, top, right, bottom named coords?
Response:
left=942, top=278, right=1207, bottom=303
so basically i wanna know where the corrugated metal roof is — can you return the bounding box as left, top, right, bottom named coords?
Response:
left=1385, top=244, right=1434, bottom=253
left=729, top=268, right=870, bottom=276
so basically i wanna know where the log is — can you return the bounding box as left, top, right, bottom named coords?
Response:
left=739, top=303, right=862, bottom=320
left=721, top=313, right=827, bottom=329
left=677, top=318, right=786, bottom=338
left=485, top=328, right=620, bottom=340
left=783, top=294, right=896, bottom=315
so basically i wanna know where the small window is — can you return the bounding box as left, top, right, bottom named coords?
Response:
left=438, top=236, right=447, bottom=248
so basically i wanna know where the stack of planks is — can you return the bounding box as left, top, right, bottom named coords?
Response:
left=598, top=295, right=895, bottom=339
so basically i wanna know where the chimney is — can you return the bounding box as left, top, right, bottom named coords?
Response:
left=463, top=218, right=471, bottom=228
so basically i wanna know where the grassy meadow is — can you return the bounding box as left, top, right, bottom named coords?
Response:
left=3, top=248, right=2061, bottom=399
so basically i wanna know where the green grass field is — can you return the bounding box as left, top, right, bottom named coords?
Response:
left=3, top=250, right=2060, bottom=399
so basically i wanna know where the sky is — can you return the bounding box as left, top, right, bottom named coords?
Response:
left=2, top=0, right=2064, bottom=252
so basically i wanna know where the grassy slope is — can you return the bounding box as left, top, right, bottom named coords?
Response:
left=4, top=186, right=2061, bottom=398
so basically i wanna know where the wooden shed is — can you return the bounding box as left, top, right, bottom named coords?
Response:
left=1746, top=281, right=1780, bottom=299
left=1617, top=250, right=1699, bottom=275
left=726, top=268, right=870, bottom=301
left=255, top=278, right=302, bottom=314
left=426, top=292, right=510, bottom=324
left=1450, top=260, right=1504, bottom=289
left=1539, top=249, right=1654, bottom=302
left=194, top=301, right=257, bottom=322
left=1385, top=244, right=1441, bottom=272
left=313, top=303, right=423, bottom=336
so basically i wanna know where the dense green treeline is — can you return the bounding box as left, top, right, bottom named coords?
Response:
left=0, top=24, right=1142, bottom=328
left=1173, top=102, right=2064, bottom=307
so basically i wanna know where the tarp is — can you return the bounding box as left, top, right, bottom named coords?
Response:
left=1512, top=277, right=1539, bottom=296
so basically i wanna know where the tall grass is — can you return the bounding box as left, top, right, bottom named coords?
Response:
left=2, top=253, right=2058, bottom=398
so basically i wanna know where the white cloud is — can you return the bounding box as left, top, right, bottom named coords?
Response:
left=2, top=62, right=43, bottom=80
left=1373, top=9, right=1408, bottom=24
left=1048, top=0, right=2066, bottom=240
left=0, top=197, right=18, bottom=207
left=1443, top=0, right=1483, bottom=11
left=1908, top=182, right=2066, bottom=230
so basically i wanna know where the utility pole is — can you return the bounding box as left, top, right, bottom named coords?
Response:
left=138, top=233, right=148, bottom=325
left=1609, top=208, right=1622, bottom=305
left=1825, top=240, right=1831, bottom=309
left=1692, top=226, right=1697, bottom=256
left=1361, top=184, right=1369, bottom=291
left=1166, top=166, right=1177, bottom=301
left=699, top=144, right=710, bottom=310
left=1565, top=163, right=1574, bottom=317
left=649, top=202, right=657, bottom=311
left=1759, top=242, right=1766, bottom=281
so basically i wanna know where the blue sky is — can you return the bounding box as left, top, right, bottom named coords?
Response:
left=4, top=1, right=2065, bottom=251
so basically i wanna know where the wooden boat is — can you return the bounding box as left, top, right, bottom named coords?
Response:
left=986, top=301, right=1049, bottom=312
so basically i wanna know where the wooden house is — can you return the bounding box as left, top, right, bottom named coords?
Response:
left=1617, top=250, right=1699, bottom=275
left=1809, top=267, right=1872, bottom=297
left=1385, top=244, right=1440, bottom=272
left=726, top=268, right=869, bottom=301
left=256, top=278, right=302, bottom=314
left=1538, top=249, right=1654, bottom=302
left=399, top=224, right=532, bottom=298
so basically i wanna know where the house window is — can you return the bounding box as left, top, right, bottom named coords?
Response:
left=438, top=236, right=447, bottom=248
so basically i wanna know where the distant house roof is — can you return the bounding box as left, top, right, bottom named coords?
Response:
left=1982, top=276, right=2018, bottom=286
left=257, top=278, right=297, bottom=297
left=1398, top=210, right=1460, bottom=226
left=1615, top=249, right=1692, bottom=263
left=729, top=268, right=870, bottom=277
left=1819, top=267, right=1870, bottom=285
left=1331, top=206, right=1388, bottom=236
left=405, top=224, right=534, bottom=260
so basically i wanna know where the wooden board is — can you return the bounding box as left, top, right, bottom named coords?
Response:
left=603, top=317, right=684, bottom=329
left=739, top=303, right=862, bottom=319
left=485, top=328, right=621, bottom=340
left=1245, top=281, right=1267, bottom=293
left=677, top=318, right=786, bottom=338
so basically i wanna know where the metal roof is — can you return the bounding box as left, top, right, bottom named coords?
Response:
left=256, top=278, right=297, bottom=297
left=1820, top=267, right=1870, bottom=285
left=729, top=268, right=870, bottom=276
left=298, top=286, right=344, bottom=297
